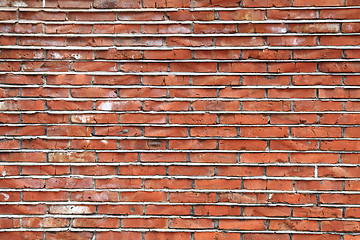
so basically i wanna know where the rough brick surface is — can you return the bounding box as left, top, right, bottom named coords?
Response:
left=0, top=0, right=359, bottom=238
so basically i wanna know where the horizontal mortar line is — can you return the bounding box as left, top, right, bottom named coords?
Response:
left=1, top=111, right=360, bottom=114
left=2, top=72, right=348, bottom=76
left=2, top=33, right=360, bottom=37
left=0, top=202, right=356, bottom=208
left=0, top=202, right=318, bottom=207
left=3, top=19, right=360, bottom=24
left=1, top=72, right=359, bottom=76
left=1, top=85, right=360, bottom=89
left=0, top=215, right=358, bottom=221
left=0, top=150, right=358, bottom=153
left=1, top=175, right=358, bottom=181
left=1, top=124, right=360, bottom=127
left=0, top=202, right=358, bottom=209
left=0, top=229, right=356, bottom=234
left=3, top=6, right=360, bottom=11
left=0, top=163, right=357, bottom=167
left=0, top=189, right=359, bottom=194
left=3, top=59, right=360, bottom=63
left=0, top=149, right=338, bottom=152
left=2, top=8, right=179, bottom=12
left=0, top=202, right=341, bottom=207
left=1, top=136, right=360, bottom=141
left=1, top=97, right=360, bottom=101
left=3, top=46, right=360, bottom=50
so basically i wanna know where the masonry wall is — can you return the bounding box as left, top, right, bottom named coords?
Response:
left=0, top=0, right=360, bottom=239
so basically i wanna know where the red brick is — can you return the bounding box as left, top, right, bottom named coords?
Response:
left=321, top=220, right=360, bottom=232
left=195, top=205, right=241, bottom=216
left=73, top=218, right=119, bottom=228
left=0, top=232, right=43, bottom=240
left=243, top=207, right=291, bottom=217
left=170, top=192, right=217, bottom=203
left=268, top=36, right=317, bottom=46
left=216, top=37, right=265, bottom=46
left=220, top=62, right=267, bottom=72
left=293, top=207, right=342, bottom=218
left=121, top=191, right=167, bottom=202
left=95, top=178, right=142, bottom=189
left=0, top=204, right=46, bottom=214
left=49, top=205, right=95, bottom=214
left=146, top=205, right=191, bottom=215
left=171, top=219, right=213, bottom=229
left=219, top=140, right=267, bottom=150
left=193, top=76, right=241, bottom=85
left=320, top=9, right=360, bottom=19
left=269, top=220, right=318, bottom=231
left=292, top=126, right=341, bottom=138
left=196, top=179, right=242, bottom=189
left=318, top=167, right=360, bottom=178
left=170, top=114, right=217, bottom=124
left=96, top=232, right=141, bottom=240
left=241, top=126, right=288, bottom=137
left=219, top=219, right=266, bottom=230
left=46, top=232, right=93, bottom=240
left=46, top=178, right=93, bottom=189
left=94, top=0, right=140, bottom=8
left=270, top=114, right=318, bottom=124
left=294, top=0, right=343, bottom=6
left=46, top=0, right=92, bottom=8
left=218, top=193, right=268, bottom=203
left=268, top=9, right=316, bottom=19
left=0, top=218, right=20, bottom=228
left=243, top=49, right=291, bottom=60
left=321, top=36, right=360, bottom=46
left=0, top=178, right=43, bottom=188
left=98, top=204, right=142, bottom=215
left=190, top=152, right=237, bottom=163
left=241, top=153, right=288, bottom=163
left=193, top=100, right=240, bottom=110
left=122, top=218, right=167, bottom=228
left=22, top=217, right=69, bottom=228
left=295, top=180, right=343, bottom=190
left=219, top=9, right=265, bottom=20
left=267, top=166, right=314, bottom=177
left=269, top=193, right=317, bottom=204
left=169, top=139, right=217, bottom=150
left=290, top=23, right=340, bottom=33
left=72, top=166, right=117, bottom=176
left=71, top=191, right=119, bottom=202
left=293, top=235, right=340, bottom=240
left=22, top=166, right=69, bottom=175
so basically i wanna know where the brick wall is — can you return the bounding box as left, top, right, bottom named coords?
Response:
left=0, top=0, right=360, bottom=239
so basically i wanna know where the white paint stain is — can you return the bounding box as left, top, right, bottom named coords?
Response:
left=71, top=54, right=81, bottom=59
left=0, top=193, right=9, bottom=201
left=12, top=0, right=27, bottom=7
left=50, top=205, right=91, bottom=214
left=2, top=170, right=5, bottom=177
left=0, top=102, right=6, bottom=110
left=98, top=101, right=113, bottom=111
left=0, top=0, right=7, bottom=7
left=268, top=193, right=273, bottom=200
left=101, top=140, right=108, bottom=145
left=51, top=52, right=62, bottom=59
left=72, top=115, right=92, bottom=123
left=291, top=38, right=300, bottom=46
left=33, top=52, right=43, bottom=59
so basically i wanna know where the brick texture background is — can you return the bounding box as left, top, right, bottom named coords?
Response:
left=0, top=0, right=360, bottom=239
